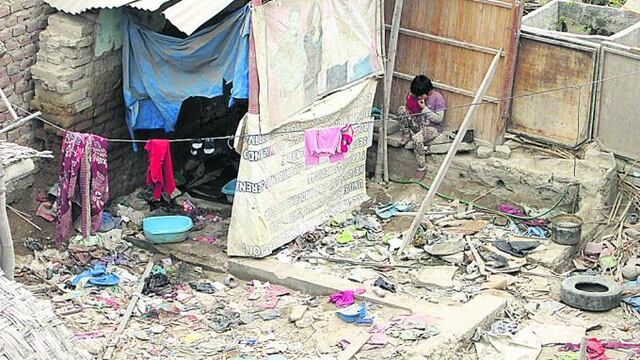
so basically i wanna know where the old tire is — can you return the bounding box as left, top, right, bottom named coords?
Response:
left=560, top=275, right=622, bottom=312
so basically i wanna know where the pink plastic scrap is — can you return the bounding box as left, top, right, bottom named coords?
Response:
left=562, top=338, right=610, bottom=360
left=329, top=289, right=366, bottom=308
left=251, top=283, right=291, bottom=310
left=497, top=204, right=546, bottom=226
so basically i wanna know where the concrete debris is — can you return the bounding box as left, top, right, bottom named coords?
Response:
left=424, top=239, right=465, bottom=256
left=288, top=305, right=307, bottom=322
left=476, top=145, right=493, bottom=159
left=415, top=266, right=457, bottom=288
left=494, top=145, right=512, bottom=159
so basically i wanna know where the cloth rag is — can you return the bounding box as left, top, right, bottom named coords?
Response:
left=145, top=139, right=176, bottom=200
left=56, top=132, right=109, bottom=244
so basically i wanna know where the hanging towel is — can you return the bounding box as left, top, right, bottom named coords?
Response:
left=304, top=126, right=345, bottom=166
left=145, top=139, right=176, bottom=200
left=56, top=132, right=109, bottom=244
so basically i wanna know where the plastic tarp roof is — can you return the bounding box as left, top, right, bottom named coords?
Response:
left=43, top=0, right=235, bottom=35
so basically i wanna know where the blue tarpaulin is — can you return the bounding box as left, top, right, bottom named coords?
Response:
left=122, top=5, right=250, bottom=144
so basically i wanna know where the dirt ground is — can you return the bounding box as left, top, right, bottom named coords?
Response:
left=5, top=179, right=640, bottom=359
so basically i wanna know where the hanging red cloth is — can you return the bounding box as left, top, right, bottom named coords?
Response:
left=145, top=139, right=175, bottom=200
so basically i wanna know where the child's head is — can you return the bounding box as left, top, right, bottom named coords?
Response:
left=410, top=75, right=434, bottom=99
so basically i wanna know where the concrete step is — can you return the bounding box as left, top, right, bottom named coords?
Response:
left=229, top=258, right=510, bottom=356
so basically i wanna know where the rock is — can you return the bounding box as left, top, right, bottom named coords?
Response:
left=289, top=305, right=308, bottom=322
left=416, top=266, right=457, bottom=288
left=481, top=275, right=508, bottom=290
left=584, top=242, right=604, bottom=256
left=476, top=146, right=493, bottom=159
left=494, top=145, right=512, bottom=159
left=441, top=252, right=465, bottom=265
left=424, top=239, right=465, bottom=256
left=621, top=265, right=640, bottom=281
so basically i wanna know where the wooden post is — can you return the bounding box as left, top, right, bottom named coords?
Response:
left=0, top=165, right=15, bottom=280
left=248, top=0, right=262, bottom=116
left=375, top=0, right=404, bottom=182
left=397, top=51, right=502, bottom=255
left=102, top=261, right=154, bottom=360
left=0, top=88, right=18, bottom=121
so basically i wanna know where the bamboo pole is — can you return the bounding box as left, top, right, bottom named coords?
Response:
left=397, top=51, right=502, bottom=255
left=375, top=0, right=404, bottom=182
left=0, top=165, right=15, bottom=280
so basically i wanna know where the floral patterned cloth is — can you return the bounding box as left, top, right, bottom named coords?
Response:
left=56, top=132, right=108, bottom=244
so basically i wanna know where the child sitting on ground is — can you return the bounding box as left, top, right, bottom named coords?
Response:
left=397, top=75, right=446, bottom=180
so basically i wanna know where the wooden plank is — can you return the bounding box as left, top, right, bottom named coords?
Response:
left=102, top=261, right=155, bottom=360
left=469, top=0, right=513, bottom=8
left=375, top=0, right=404, bottom=182
left=393, top=71, right=500, bottom=103
left=0, top=166, right=15, bottom=280
left=397, top=51, right=501, bottom=255
left=336, top=333, right=372, bottom=360
left=387, top=25, right=504, bottom=56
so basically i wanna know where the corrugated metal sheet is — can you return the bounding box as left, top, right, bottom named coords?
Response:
left=44, top=0, right=235, bottom=35
left=44, top=0, right=137, bottom=14
left=163, top=0, right=235, bottom=35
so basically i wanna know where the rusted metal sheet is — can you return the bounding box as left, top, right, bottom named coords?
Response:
left=384, top=0, right=523, bottom=145
left=510, top=34, right=596, bottom=147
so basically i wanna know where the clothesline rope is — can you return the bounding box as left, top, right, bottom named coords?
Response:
left=3, top=68, right=640, bottom=143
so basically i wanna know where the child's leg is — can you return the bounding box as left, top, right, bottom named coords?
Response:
left=411, top=130, right=427, bottom=170
left=397, top=106, right=412, bottom=144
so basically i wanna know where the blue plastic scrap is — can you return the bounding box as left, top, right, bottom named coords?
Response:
left=71, top=263, right=120, bottom=287
left=122, top=5, right=251, bottom=147
left=336, top=302, right=373, bottom=324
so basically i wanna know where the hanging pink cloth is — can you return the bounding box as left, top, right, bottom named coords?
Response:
left=56, top=132, right=109, bottom=244
left=304, top=126, right=345, bottom=165
left=145, top=139, right=175, bottom=200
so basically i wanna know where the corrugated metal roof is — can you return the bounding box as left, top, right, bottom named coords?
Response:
left=44, top=0, right=139, bottom=14
left=163, top=0, right=235, bottom=35
left=43, top=0, right=236, bottom=35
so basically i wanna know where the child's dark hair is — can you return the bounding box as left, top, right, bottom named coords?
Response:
left=410, top=75, right=434, bottom=97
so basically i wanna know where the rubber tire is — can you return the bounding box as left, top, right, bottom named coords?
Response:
left=560, top=275, right=622, bottom=312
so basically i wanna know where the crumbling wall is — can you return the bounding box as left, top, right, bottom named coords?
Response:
left=30, top=12, right=147, bottom=198
left=30, top=11, right=245, bottom=199
left=0, top=0, right=52, bottom=146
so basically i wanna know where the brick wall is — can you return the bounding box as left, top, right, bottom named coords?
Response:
left=0, top=0, right=52, bottom=146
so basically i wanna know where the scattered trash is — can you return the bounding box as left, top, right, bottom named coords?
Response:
left=336, top=302, right=371, bottom=324
left=71, top=263, right=120, bottom=288
left=329, top=289, right=366, bottom=308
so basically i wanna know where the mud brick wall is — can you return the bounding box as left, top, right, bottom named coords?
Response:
left=31, top=11, right=245, bottom=199
left=0, top=0, right=52, bottom=146
left=30, top=12, right=146, bottom=198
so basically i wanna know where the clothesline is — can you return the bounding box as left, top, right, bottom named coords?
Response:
left=7, top=103, right=380, bottom=144
left=3, top=67, right=640, bottom=143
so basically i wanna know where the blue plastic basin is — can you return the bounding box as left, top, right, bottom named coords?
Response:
left=222, top=178, right=237, bottom=204
left=142, top=216, right=193, bottom=244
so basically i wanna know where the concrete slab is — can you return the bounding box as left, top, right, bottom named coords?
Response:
left=229, top=258, right=510, bottom=354
left=127, top=237, right=228, bottom=273
left=416, top=266, right=457, bottom=288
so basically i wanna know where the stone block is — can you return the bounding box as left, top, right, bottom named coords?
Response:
left=494, top=145, right=512, bottom=159
left=6, top=63, right=19, bottom=76
left=47, top=13, right=94, bottom=37
left=0, top=5, right=10, bottom=18
left=12, top=25, right=26, bottom=37
left=73, top=98, right=93, bottom=112
left=476, top=145, right=493, bottom=159
left=5, top=14, right=17, bottom=27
